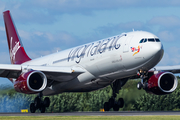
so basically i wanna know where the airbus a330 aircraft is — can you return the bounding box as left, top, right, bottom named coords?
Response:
left=0, top=10, right=178, bottom=113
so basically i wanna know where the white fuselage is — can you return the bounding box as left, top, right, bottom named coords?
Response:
left=22, top=31, right=164, bottom=95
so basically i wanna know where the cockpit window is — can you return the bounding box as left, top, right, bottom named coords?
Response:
left=140, top=38, right=160, bottom=43
left=139, top=38, right=148, bottom=43
left=148, top=38, right=155, bottom=42
left=139, top=39, right=144, bottom=43
left=144, top=38, right=147, bottom=42
left=155, top=38, right=160, bottom=42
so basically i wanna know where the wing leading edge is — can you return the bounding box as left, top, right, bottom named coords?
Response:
left=0, top=64, right=85, bottom=81
left=150, top=65, right=180, bottom=74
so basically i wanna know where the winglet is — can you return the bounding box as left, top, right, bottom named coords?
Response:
left=3, top=10, right=31, bottom=64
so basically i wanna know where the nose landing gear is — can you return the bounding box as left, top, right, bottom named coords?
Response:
left=137, top=70, right=148, bottom=90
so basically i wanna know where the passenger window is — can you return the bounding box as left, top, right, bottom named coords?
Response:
left=148, top=38, right=155, bottom=42
left=155, top=38, right=160, bottom=42
left=139, top=39, right=144, bottom=43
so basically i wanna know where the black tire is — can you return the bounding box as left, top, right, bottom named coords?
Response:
left=137, top=82, right=142, bottom=90
left=143, top=83, right=148, bottom=90
left=108, top=98, right=114, bottom=108
left=40, top=106, right=45, bottom=113
left=30, top=103, right=36, bottom=113
left=44, top=97, right=50, bottom=107
left=117, top=98, right=124, bottom=108
left=34, top=97, right=41, bottom=109
left=113, top=104, right=119, bottom=111
left=104, top=102, right=109, bottom=111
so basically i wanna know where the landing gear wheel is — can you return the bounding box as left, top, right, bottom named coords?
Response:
left=103, top=79, right=128, bottom=111
left=117, top=98, right=124, bottom=108
left=34, top=97, right=41, bottom=109
left=30, top=92, right=51, bottom=113
left=30, top=103, right=36, bottom=113
left=44, top=97, right=50, bottom=107
left=104, top=102, right=110, bottom=111
left=143, top=83, right=148, bottom=90
left=108, top=98, right=114, bottom=108
left=137, top=82, right=142, bottom=90
left=40, top=106, right=45, bottom=113
left=113, top=104, right=119, bottom=111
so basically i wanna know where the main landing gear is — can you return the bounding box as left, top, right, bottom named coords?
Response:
left=104, top=79, right=126, bottom=111
left=30, top=92, right=50, bottom=113
left=137, top=70, right=148, bottom=90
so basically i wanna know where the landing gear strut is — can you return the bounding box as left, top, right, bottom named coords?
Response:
left=30, top=92, right=50, bottom=113
left=104, top=79, right=126, bottom=111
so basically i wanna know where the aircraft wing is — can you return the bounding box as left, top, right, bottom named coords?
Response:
left=0, top=64, right=22, bottom=78
left=150, top=65, right=180, bottom=74
left=0, top=64, right=85, bottom=81
left=128, top=65, right=180, bottom=79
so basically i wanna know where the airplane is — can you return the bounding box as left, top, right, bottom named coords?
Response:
left=0, top=10, right=178, bottom=113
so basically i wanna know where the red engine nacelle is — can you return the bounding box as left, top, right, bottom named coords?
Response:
left=14, top=70, right=47, bottom=94
left=146, top=72, right=178, bottom=95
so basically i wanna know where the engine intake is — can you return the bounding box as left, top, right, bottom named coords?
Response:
left=14, top=70, right=47, bottom=94
left=146, top=72, right=178, bottom=95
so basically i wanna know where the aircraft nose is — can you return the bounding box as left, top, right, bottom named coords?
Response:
left=143, top=42, right=164, bottom=62
left=149, top=42, right=164, bottom=62
left=154, top=43, right=164, bottom=57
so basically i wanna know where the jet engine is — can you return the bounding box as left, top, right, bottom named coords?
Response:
left=14, top=70, right=47, bottom=94
left=146, top=72, right=178, bottom=95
